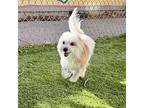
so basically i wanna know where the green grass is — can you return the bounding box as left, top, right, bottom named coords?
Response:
left=18, top=35, right=126, bottom=108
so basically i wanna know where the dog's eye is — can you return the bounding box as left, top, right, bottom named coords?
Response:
left=70, top=42, right=75, bottom=46
left=63, top=41, right=65, bottom=44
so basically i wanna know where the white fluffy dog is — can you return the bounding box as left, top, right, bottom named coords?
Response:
left=57, top=8, right=95, bottom=82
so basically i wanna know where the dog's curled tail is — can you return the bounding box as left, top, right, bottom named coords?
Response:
left=68, top=8, right=84, bottom=35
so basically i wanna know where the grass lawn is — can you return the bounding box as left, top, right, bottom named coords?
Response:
left=18, top=35, right=126, bottom=108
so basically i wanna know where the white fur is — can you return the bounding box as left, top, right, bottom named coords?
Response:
left=57, top=8, right=95, bottom=82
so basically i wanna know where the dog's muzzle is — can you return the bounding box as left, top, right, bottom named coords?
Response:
left=63, top=47, right=69, bottom=57
left=64, top=52, right=69, bottom=57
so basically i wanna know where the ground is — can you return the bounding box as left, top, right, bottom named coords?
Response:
left=18, top=35, right=126, bottom=108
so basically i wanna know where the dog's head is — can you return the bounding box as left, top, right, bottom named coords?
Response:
left=57, top=32, right=83, bottom=58
left=57, top=8, right=88, bottom=59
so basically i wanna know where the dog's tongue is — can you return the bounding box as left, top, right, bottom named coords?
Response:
left=64, top=53, right=69, bottom=57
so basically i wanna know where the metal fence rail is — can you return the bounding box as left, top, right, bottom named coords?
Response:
left=18, top=0, right=125, bottom=6
left=18, top=0, right=126, bottom=47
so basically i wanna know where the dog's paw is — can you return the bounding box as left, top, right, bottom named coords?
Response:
left=61, top=69, right=73, bottom=79
left=69, top=78, right=78, bottom=82
left=69, top=75, right=79, bottom=82
left=61, top=72, right=72, bottom=79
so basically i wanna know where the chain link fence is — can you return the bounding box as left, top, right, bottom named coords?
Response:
left=18, top=0, right=126, bottom=47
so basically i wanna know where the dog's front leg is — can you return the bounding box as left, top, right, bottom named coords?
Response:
left=61, top=68, right=72, bottom=79
left=69, top=70, right=80, bottom=82
left=79, top=67, right=87, bottom=79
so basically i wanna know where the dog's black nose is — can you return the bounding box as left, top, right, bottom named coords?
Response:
left=63, top=47, right=68, bottom=52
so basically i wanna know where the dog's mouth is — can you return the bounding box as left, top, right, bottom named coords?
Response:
left=64, top=52, right=70, bottom=57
